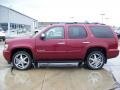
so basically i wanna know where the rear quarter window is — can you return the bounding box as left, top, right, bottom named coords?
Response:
left=90, top=26, right=114, bottom=38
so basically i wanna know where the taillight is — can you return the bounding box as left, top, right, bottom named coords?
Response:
left=114, top=32, right=119, bottom=49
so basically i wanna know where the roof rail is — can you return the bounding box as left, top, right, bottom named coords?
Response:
left=47, top=22, right=106, bottom=25
left=91, top=22, right=106, bottom=25
left=65, top=22, right=90, bottom=24
left=64, top=22, right=106, bottom=25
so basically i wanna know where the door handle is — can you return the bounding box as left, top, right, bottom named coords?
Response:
left=57, top=42, right=65, bottom=45
left=82, top=41, right=90, bottom=44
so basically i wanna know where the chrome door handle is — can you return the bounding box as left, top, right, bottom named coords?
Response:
left=57, top=42, right=65, bottom=45
left=82, top=42, right=90, bottom=44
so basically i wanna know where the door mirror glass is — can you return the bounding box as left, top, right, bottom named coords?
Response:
left=40, top=33, right=45, bottom=40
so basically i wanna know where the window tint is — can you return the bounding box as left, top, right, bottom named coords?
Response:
left=45, top=26, right=64, bottom=39
left=90, top=26, right=114, bottom=38
left=68, top=26, right=87, bottom=39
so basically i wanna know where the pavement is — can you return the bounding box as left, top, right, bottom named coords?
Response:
left=0, top=41, right=120, bottom=90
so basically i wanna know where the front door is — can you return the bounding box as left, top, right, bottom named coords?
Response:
left=36, top=26, right=67, bottom=60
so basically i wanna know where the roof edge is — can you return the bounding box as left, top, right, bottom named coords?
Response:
left=0, top=4, right=38, bottom=21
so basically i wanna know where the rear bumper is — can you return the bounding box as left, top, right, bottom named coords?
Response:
left=3, top=50, right=11, bottom=64
left=107, top=49, right=119, bottom=59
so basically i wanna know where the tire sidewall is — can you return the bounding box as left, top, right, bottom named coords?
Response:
left=12, top=51, right=32, bottom=70
left=86, top=51, right=105, bottom=70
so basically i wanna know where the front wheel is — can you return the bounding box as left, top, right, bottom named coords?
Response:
left=12, top=51, right=32, bottom=70
left=86, top=51, right=106, bottom=70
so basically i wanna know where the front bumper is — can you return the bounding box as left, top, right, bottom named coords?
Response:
left=3, top=50, right=11, bottom=64
left=107, top=49, right=119, bottom=59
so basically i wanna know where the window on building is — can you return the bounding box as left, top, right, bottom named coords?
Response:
left=25, top=25, right=31, bottom=32
left=0, top=23, right=8, bottom=31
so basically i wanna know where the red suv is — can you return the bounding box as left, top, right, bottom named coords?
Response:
left=3, top=23, right=119, bottom=70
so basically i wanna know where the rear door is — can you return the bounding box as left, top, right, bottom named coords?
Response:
left=66, top=24, right=88, bottom=59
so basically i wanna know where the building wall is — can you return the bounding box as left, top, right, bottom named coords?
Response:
left=8, top=10, right=35, bottom=29
left=0, top=5, right=38, bottom=31
left=0, top=5, right=9, bottom=23
left=38, top=22, right=60, bottom=29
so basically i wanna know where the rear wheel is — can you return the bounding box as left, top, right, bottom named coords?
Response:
left=12, top=51, right=32, bottom=70
left=85, top=51, right=105, bottom=70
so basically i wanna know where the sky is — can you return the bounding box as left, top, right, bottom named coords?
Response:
left=0, top=0, right=120, bottom=26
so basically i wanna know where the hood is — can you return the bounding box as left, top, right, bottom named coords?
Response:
left=6, top=37, right=33, bottom=44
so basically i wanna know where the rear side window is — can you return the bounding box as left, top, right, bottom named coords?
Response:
left=68, top=26, right=87, bottom=39
left=90, top=26, right=114, bottom=38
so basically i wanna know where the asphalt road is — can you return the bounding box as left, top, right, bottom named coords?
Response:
left=0, top=41, right=120, bottom=90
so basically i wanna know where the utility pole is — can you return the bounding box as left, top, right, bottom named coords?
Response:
left=8, top=8, right=10, bottom=35
left=100, top=13, right=105, bottom=23
left=105, top=17, right=110, bottom=24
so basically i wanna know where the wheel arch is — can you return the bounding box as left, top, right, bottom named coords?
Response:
left=85, top=46, right=107, bottom=63
left=10, top=48, right=34, bottom=63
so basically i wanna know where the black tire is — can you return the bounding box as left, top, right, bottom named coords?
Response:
left=12, top=51, right=32, bottom=70
left=85, top=51, right=105, bottom=70
left=3, top=38, right=5, bottom=41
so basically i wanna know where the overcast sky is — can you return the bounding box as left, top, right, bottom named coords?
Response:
left=0, top=0, right=120, bottom=26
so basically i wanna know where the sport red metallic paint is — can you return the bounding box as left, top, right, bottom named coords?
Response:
left=3, top=23, right=119, bottom=70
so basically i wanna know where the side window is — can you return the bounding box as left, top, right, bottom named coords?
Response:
left=90, top=26, right=114, bottom=38
left=45, top=26, right=64, bottom=39
left=68, top=26, right=87, bottom=39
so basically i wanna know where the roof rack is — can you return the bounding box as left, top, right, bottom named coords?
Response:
left=48, top=22, right=106, bottom=25
left=64, top=22, right=106, bottom=25
left=91, top=22, right=106, bottom=25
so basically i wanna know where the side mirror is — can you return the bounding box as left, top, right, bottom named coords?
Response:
left=40, top=33, right=45, bottom=40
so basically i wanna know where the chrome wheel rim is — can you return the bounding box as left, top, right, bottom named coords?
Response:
left=14, top=53, right=29, bottom=69
left=88, top=53, right=104, bottom=69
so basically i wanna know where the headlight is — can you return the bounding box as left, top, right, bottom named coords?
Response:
left=4, top=44, right=8, bottom=50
